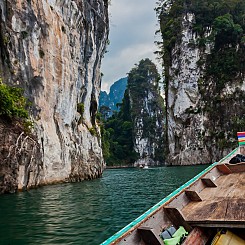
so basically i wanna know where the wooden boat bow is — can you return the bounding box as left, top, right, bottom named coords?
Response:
left=101, top=148, right=245, bottom=245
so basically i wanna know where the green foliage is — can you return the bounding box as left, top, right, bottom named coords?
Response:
left=99, top=105, right=111, bottom=120
left=77, top=103, right=84, bottom=116
left=194, top=2, right=245, bottom=93
left=0, top=80, right=28, bottom=119
left=241, top=36, right=245, bottom=45
left=158, top=0, right=245, bottom=55
left=101, top=89, right=139, bottom=166
left=23, top=120, right=34, bottom=133
left=213, top=13, right=243, bottom=48
left=159, top=0, right=184, bottom=52
left=205, top=47, right=242, bottom=90
left=3, top=35, right=9, bottom=45
left=128, top=58, right=161, bottom=116
left=100, top=124, right=110, bottom=159
left=77, top=103, right=85, bottom=124
left=89, top=127, right=97, bottom=136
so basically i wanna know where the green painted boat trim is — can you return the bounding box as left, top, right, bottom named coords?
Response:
left=101, top=148, right=238, bottom=245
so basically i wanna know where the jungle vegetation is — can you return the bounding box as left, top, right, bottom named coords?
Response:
left=157, top=0, right=245, bottom=150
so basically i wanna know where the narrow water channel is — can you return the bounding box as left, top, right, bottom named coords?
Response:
left=0, top=165, right=207, bottom=245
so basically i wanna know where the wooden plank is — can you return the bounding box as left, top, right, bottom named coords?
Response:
left=137, top=227, right=164, bottom=245
left=182, top=227, right=211, bottom=245
left=185, top=190, right=202, bottom=202
left=164, top=207, right=192, bottom=232
left=200, top=173, right=242, bottom=200
left=143, top=207, right=172, bottom=236
left=201, top=178, right=217, bottom=187
left=202, top=199, right=228, bottom=221
left=226, top=173, right=245, bottom=198
left=225, top=198, right=245, bottom=221
left=226, top=162, right=245, bottom=173
left=183, top=198, right=228, bottom=222
left=191, top=167, right=221, bottom=190
left=182, top=172, right=245, bottom=226
left=183, top=197, right=245, bottom=228
left=187, top=220, right=245, bottom=229
left=217, top=164, right=232, bottom=174
left=166, top=192, right=191, bottom=211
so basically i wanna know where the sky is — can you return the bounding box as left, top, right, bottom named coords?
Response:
left=101, top=0, right=161, bottom=92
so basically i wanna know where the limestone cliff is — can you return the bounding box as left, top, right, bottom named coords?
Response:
left=128, top=59, right=165, bottom=167
left=101, top=59, right=165, bottom=167
left=0, top=0, right=109, bottom=193
left=158, top=0, right=245, bottom=165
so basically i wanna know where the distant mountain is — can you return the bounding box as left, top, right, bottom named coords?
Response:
left=99, top=77, right=127, bottom=117
left=99, top=91, right=109, bottom=108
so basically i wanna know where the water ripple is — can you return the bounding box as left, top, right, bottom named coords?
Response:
left=0, top=165, right=206, bottom=245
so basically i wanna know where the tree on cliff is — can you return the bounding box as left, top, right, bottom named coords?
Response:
left=0, top=78, right=28, bottom=120
left=128, top=59, right=166, bottom=165
left=101, top=59, right=165, bottom=166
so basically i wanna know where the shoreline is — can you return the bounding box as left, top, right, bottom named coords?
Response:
left=105, top=165, right=134, bottom=169
left=105, top=163, right=210, bottom=169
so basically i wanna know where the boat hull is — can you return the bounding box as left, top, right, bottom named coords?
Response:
left=101, top=148, right=245, bottom=245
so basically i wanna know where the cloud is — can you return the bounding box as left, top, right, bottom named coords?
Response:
left=101, top=0, right=160, bottom=92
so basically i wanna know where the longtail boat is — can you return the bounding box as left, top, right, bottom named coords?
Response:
left=101, top=138, right=245, bottom=245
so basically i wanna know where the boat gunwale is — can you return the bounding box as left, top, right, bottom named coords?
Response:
left=100, top=148, right=238, bottom=245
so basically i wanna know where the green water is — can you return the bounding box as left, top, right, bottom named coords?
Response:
left=0, top=165, right=207, bottom=245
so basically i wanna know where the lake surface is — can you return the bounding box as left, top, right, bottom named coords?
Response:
left=0, top=165, right=207, bottom=245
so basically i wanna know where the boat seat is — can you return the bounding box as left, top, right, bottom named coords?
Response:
left=164, top=207, right=192, bottom=232
left=201, top=178, right=217, bottom=187
left=137, top=226, right=164, bottom=245
left=185, top=190, right=202, bottom=202
left=217, top=164, right=232, bottom=174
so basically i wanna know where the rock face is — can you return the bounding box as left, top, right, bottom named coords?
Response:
left=0, top=0, right=109, bottom=192
left=159, top=0, right=245, bottom=165
left=128, top=59, right=165, bottom=167
left=0, top=119, right=43, bottom=194
left=166, top=12, right=210, bottom=165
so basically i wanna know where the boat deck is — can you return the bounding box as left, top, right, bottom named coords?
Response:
left=182, top=171, right=245, bottom=227
left=102, top=149, right=245, bottom=245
